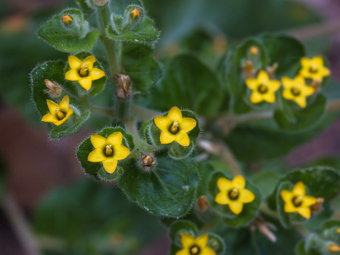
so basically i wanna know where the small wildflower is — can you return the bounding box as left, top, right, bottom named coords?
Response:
left=281, top=182, right=317, bottom=219
left=328, top=244, right=340, bottom=253
left=281, top=76, right=314, bottom=108
left=65, top=55, right=105, bottom=91
left=154, top=106, right=197, bottom=147
left=88, top=132, right=130, bottom=174
left=176, top=233, right=215, bottom=255
left=130, top=8, right=141, bottom=19
left=41, top=95, right=73, bottom=126
left=245, top=70, right=281, bottom=104
left=215, top=175, right=255, bottom=215
left=299, top=56, right=330, bottom=82
left=61, top=15, right=73, bottom=24
left=44, top=79, right=62, bottom=98
left=196, top=195, right=209, bottom=212
left=140, top=152, right=156, bottom=170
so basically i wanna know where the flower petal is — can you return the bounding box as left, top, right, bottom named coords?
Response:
left=263, top=93, right=276, bottom=103
left=68, top=55, right=82, bottom=69
left=284, top=202, right=296, bottom=213
left=281, top=190, right=293, bottom=203
left=90, top=134, right=106, bottom=148
left=282, top=89, right=294, bottom=100
left=41, top=113, right=56, bottom=123
left=215, top=192, right=229, bottom=205
left=154, top=116, right=171, bottom=130
left=79, top=77, right=93, bottom=91
left=301, top=85, right=314, bottom=96
left=313, top=56, right=324, bottom=67
left=295, top=97, right=307, bottom=108
left=46, top=99, right=59, bottom=114
left=240, top=189, right=255, bottom=203
left=196, top=234, right=208, bottom=248
left=258, top=70, right=269, bottom=83
left=83, top=55, right=96, bottom=70
left=168, top=106, right=182, bottom=122
left=250, top=92, right=263, bottom=103
left=175, top=249, right=190, bottom=255
left=201, top=247, right=216, bottom=255
left=59, top=95, right=70, bottom=111
left=65, top=69, right=80, bottom=81
left=229, top=202, right=243, bottom=215
left=303, top=196, right=317, bottom=207
left=102, top=158, right=118, bottom=174
left=180, top=233, right=195, bottom=248
left=175, top=132, right=190, bottom=147
left=292, top=182, right=306, bottom=196
left=160, top=131, right=175, bottom=144
left=246, top=78, right=258, bottom=90
left=89, top=68, right=105, bottom=80
left=297, top=207, right=311, bottom=219
left=181, top=117, right=197, bottom=132
left=113, top=145, right=130, bottom=160
left=106, top=132, right=123, bottom=145
left=300, top=57, right=310, bottom=68
left=217, top=177, right=232, bottom=192
left=88, top=148, right=106, bottom=162
left=269, top=80, right=281, bottom=92
left=282, top=77, right=293, bottom=88
left=232, top=175, right=245, bottom=189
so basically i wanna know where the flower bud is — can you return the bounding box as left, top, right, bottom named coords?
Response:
left=249, top=46, right=259, bottom=56
left=44, top=79, right=63, bottom=98
left=196, top=195, right=209, bottom=212
left=61, top=15, right=73, bottom=25
left=115, top=74, right=132, bottom=99
left=310, top=197, right=324, bottom=213
left=140, top=152, right=156, bottom=171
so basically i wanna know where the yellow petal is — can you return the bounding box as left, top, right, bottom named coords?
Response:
left=46, top=99, right=58, bottom=114
left=284, top=202, right=297, bottom=213
left=263, top=93, right=276, bottom=103
left=180, top=233, right=195, bottom=248
left=89, top=68, right=105, bottom=80
left=160, top=131, right=175, bottom=144
left=240, top=189, right=255, bottom=203
left=217, top=177, right=232, bottom=192
left=281, top=190, right=293, bottom=203
left=79, top=77, right=93, bottom=91
left=102, top=158, right=118, bottom=174
left=229, top=202, right=243, bottom=215
left=59, top=95, right=70, bottom=111
left=176, top=249, right=190, bottom=255
left=282, top=77, right=293, bottom=88
left=41, top=113, right=56, bottom=123
left=232, top=175, right=245, bottom=189
left=88, top=148, right=106, bottom=162
left=106, top=132, right=123, bottom=145
left=154, top=116, right=171, bottom=130
left=246, top=78, right=258, bottom=90
left=300, top=85, right=314, bottom=96
left=181, top=118, right=197, bottom=132
left=300, top=57, right=310, bottom=68
left=295, top=97, right=307, bottom=108
left=250, top=92, right=263, bottom=103
left=113, top=145, right=130, bottom=160
left=65, top=69, right=80, bottom=81
left=62, top=108, right=74, bottom=123
left=215, top=192, right=229, bottom=205
left=321, top=67, right=330, bottom=77
left=201, top=247, right=216, bottom=255
left=303, top=196, right=317, bottom=207
left=297, top=207, right=311, bottom=219
left=168, top=106, right=182, bottom=122
left=269, top=80, right=281, bottom=92
left=313, top=56, right=324, bottom=67
left=258, top=70, right=269, bottom=83
left=175, top=132, right=190, bottom=147
left=83, top=55, right=96, bottom=70
left=68, top=55, right=82, bottom=69
left=196, top=234, right=208, bottom=248
left=282, top=89, right=294, bottom=100
left=90, top=134, right=106, bottom=148
left=293, top=182, right=306, bottom=196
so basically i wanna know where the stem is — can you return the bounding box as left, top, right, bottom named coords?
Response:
left=259, top=203, right=279, bottom=219
left=89, top=105, right=115, bottom=117
left=132, top=104, right=161, bottom=121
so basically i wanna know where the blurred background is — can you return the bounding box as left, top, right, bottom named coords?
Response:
left=1, top=0, right=340, bottom=254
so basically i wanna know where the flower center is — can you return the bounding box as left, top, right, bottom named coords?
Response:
left=103, top=144, right=114, bottom=157
left=292, top=195, right=303, bottom=207
left=55, top=108, right=66, bottom=120
left=169, top=121, right=180, bottom=134
left=257, top=84, right=268, bottom=94
left=189, top=245, right=201, bottom=255
left=309, top=65, right=318, bottom=74
left=228, top=188, right=240, bottom=201
left=79, top=64, right=89, bottom=77
left=290, top=87, right=301, bottom=97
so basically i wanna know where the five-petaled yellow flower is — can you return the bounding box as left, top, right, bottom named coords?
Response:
left=245, top=70, right=281, bottom=104
left=41, top=95, right=73, bottom=126
left=282, top=76, right=314, bottom=108
left=176, top=233, right=215, bottom=255
left=280, top=181, right=317, bottom=219
left=88, top=132, right=130, bottom=174
left=299, top=56, right=330, bottom=82
left=215, top=175, right=255, bottom=215
left=65, top=55, right=105, bottom=91
left=154, top=106, right=197, bottom=147
left=130, top=8, right=141, bottom=18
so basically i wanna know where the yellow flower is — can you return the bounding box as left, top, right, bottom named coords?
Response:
left=281, top=76, right=314, bottom=108
left=130, top=8, right=141, bottom=18
left=176, top=233, right=215, bottom=255
left=61, top=15, right=73, bottom=24
left=328, top=244, right=340, bottom=253
left=154, top=106, right=197, bottom=147
left=88, top=132, right=130, bottom=174
left=215, top=175, right=255, bottom=215
left=299, top=56, right=330, bottom=81
left=65, top=55, right=105, bottom=91
left=280, top=182, right=317, bottom=219
left=41, top=95, right=73, bottom=126
left=245, top=70, right=281, bottom=104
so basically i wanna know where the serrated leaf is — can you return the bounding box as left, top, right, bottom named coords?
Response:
left=118, top=152, right=199, bottom=217
left=37, top=8, right=100, bottom=53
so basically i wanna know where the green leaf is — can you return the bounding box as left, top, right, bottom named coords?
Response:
left=118, top=151, right=199, bottom=217
left=30, top=60, right=90, bottom=139
left=251, top=171, right=280, bottom=199
left=207, top=232, right=225, bottom=254
left=169, top=220, right=198, bottom=246
left=110, top=0, right=144, bottom=16
left=296, top=240, right=322, bottom=255
left=37, top=8, right=100, bottom=53
left=208, top=172, right=261, bottom=227
left=76, top=0, right=94, bottom=12
left=122, top=43, right=162, bottom=92
left=76, top=126, right=134, bottom=180
left=148, top=55, right=224, bottom=116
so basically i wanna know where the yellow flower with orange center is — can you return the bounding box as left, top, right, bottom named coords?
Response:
left=245, top=70, right=281, bottom=104
left=282, top=76, right=314, bottom=108
left=87, top=132, right=130, bottom=174
left=299, top=56, right=330, bottom=82
left=154, top=106, right=197, bottom=147
left=176, top=233, right=215, bottom=255
left=65, top=55, right=105, bottom=91
left=280, top=182, right=317, bottom=219
left=215, top=175, right=255, bottom=215
left=41, top=95, right=73, bottom=126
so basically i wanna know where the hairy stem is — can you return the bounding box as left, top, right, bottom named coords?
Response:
left=89, top=105, right=115, bottom=117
